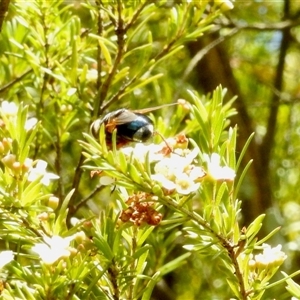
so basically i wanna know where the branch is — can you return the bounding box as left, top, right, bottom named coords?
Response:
left=124, top=0, right=151, bottom=32
left=69, top=184, right=106, bottom=217
left=0, top=69, right=32, bottom=93
left=0, top=0, right=10, bottom=32
left=94, top=1, right=103, bottom=118
left=218, top=17, right=300, bottom=31
left=183, top=27, right=239, bottom=81
left=260, top=0, right=291, bottom=168
left=161, top=195, right=247, bottom=299
left=100, top=75, right=137, bottom=112
left=96, top=0, right=125, bottom=116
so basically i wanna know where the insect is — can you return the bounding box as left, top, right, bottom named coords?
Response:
left=91, top=103, right=179, bottom=147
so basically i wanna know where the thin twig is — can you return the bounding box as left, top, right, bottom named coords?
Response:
left=70, top=184, right=106, bottom=214
left=219, top=18, right=300, bottom=31
left=0, top=69, right=32, bottom=93
left=183, top=27, right=239, bottom=81
left=100, top=75, right=137, bottom=112
left=94, top=0, right=104, bottom=118
left=0, top=29, right=90, bottom=94
left=97, top=0, right=125, bottom=116
left=124, top=0, right=151, bottom=32
left=160, top=194, right=247, bottom=299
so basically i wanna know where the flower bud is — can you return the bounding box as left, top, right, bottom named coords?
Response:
left=48, top=196, right=59, bottom=210
left=2, top=154, right=16, bottom=169
left=12, top=161, right=21, bottom=174
left=0, top=142, right=4, bottom=154
left=37, top=212, right=49, bottom=221
left=215, top=0, right=234, bottom=11
left=74, top=231, right=86, bottom=244
left=2, top=138, right=12, bottom=153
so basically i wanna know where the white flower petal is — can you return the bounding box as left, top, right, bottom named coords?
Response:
left=0, top=250, right=14, bottom=269
left=32, top=235, right=75, bottom=265
left=25, top=118, right=38, bottom=131
left=1, top=101, right=18, bottom=116
left=28, top=160, right=59, bottom=186
left=203, top=153, right=236, bottom=181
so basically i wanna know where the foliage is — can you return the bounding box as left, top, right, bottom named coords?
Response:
left=0, top=1, right=296, bottom=299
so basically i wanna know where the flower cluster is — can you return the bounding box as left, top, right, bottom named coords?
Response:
left=27, top=160, right=59, bottom=186
left=151, top=148, right=206, bottom=195
left=0, top=101, right=59, bottom=187
left=0, top=100, right=37, bottom=131
left=247, top=243, right=287, bottom=283
left=249, top=243, right=287, bottom=270
left=1, top=155, right=59, bottom=186
left=121, top=135, right=206, bottom=195
left=119, top=192, right=162, bottom=226
left=120, top=135, right=235, bottom=195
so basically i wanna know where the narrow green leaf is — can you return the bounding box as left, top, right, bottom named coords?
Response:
left=40, top=67, right=68, bottom=83
left=125, top=73, right=164, bottom=95
left=128, top=163, right=142, bottom=184
left=94, top=235, right=114, bottom=261
left=141, top=272, right=161, bottom=300
left=236, top=132, right=255, bottom=171
left=227, top=279, right=241, bottom=299
left=21, top=180, right=42, bottom=206
left=234, top=159, right=253, bottom=200
left=158, top=252, right=191, bottom=276
left=98, top=39, right=112, bottom=66
left=245, top=214, right=265, bottom=242
left=53, top=189, right=74, bottom=234
left=137, top=226, right=154, bottom=247
left=256, top=226, right=281, bottom=246
left=215, top=182, right=228, bottom=206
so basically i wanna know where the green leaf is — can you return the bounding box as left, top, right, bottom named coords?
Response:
left=227, top=279, right=241, bottom=299
left=21, top=179, right=42, bottom=206
left=53, top=189, right=74, bottom=234
left=158, top=252, right=191, bottom=276
left=137, top=226, right=154, bottom=247
left=94, top=235, right=114, bottom=261
left=98, top=38, right=112, bottom=66
left=141, top=272, right=161, bottom=300
left=245, top=214, right=265, bottom=243
left=40, top=66, right=68, bottom=83
left=124, top=73, right=164, bottom=95
left=128, top=163, right=142, bottom=184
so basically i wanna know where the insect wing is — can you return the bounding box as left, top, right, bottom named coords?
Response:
left=109, top=109, right=138, bottom=125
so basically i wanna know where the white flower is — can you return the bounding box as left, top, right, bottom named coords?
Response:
left=86, top=69, right=98, bottom=81
left=27, top=160, right=59, bottom=186
left=0, top=250, right=14, bottom=269
left=203, top=153, right=235, bottom=181
left=254, top=243, right=287, bottom=267
left=32, top=235, right=75, bottom=264
left=1, top=100, right=18, bottom=117
left=152, top=148, right=205, bottom=195
left=120, top=143, right=165, bottom=163
left=25, top=117, right=38, bottom=131
left=175, top=173, right=201, bottom=195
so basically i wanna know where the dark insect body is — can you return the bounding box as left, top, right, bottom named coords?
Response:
left=91, top=103, right=178, bottom=147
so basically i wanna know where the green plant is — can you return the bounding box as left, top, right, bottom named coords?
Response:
left=0, top=1, right=295, bottom=299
